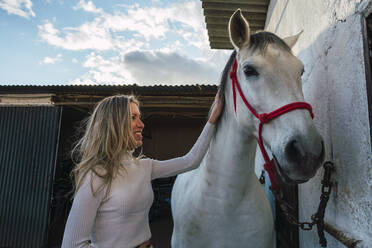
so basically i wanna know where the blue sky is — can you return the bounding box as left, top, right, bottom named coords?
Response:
left=0, top=0, right=230, bottom=85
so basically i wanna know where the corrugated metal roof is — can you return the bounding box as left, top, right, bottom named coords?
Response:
left=0, top=84, right=218, bottom=96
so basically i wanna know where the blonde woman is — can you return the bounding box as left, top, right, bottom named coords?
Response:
left=61, top=92, right=223, bottom=248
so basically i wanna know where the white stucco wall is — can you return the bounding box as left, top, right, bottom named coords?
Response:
left=265, top=0, right=372, bottom=247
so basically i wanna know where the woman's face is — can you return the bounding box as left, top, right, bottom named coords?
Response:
left=130, top=102, right=144, bottom=147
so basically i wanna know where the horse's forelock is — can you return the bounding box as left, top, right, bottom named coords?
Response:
left=249, top=31, right=292, bottom=54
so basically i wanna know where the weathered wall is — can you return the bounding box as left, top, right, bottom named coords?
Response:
left=265, top=0, right=372, bottom=247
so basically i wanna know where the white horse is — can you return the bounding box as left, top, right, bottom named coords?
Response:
left=171, top=10, right=325, bottom=248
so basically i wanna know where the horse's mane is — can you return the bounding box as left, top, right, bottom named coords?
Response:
left=219, top=32, right=291, bottom=95
left=219, top=50, right=237, bottom=97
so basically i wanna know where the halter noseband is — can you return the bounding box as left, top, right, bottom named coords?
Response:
left=229, top=59, right=314, bottom=190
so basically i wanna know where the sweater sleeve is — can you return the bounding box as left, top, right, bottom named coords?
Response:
left=151, top=122, right=215, bottom=179
left=61, top=172, right=104, bottom=248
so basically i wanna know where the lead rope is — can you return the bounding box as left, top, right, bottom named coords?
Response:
left=230, top=59, right=334, bottom=247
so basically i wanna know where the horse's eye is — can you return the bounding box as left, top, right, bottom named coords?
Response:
left=243, top=65, right=259, bottom=77
left=301, top=68, right=305, bottom=76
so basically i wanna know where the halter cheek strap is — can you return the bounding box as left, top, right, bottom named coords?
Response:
left=229, top=59, right=314, bottom=190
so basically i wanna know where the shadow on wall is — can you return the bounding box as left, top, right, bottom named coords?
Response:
left=291, top=10, right=372, bottom=248
left=265, top=0, right=290, bottom=33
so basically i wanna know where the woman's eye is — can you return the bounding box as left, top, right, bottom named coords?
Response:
left=243, top=65, right=259, bottom=77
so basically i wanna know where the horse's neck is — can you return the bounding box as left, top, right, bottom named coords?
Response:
left=203, top=111, right=258, bottom=195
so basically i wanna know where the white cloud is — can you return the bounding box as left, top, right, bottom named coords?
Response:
left=39, top=0, right=231, bottom=86
left=102, top=1, right=206, bottom=42
left=0, top=0, right=35, bottom=19
left=70, top=52, right=134, bottom=85
left=45, top=0, right=64, bottom=5
left=72, top=58, right=78, bottom=63
left=123, top=50, right=220, bottom=85
left=69, top=49, right=223, bottom=86
left=40, top=54, right=62, bottom=65
left=73, top=0, right=103, bottom=14
left=39, top=0, right=207, bottom=51
left=38, top=20, right=113, bottom=50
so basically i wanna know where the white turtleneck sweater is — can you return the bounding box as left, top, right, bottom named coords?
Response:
left=61, top=122, right=214, bottom=248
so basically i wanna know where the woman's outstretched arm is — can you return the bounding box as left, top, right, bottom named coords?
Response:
left=150, top=90, right=224, bottom=179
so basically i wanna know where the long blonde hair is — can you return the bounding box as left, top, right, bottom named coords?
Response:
left=72, top=95, right=140, bottom=198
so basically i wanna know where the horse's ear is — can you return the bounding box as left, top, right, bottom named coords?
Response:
left=283, top=30, right=303, bottom=49
left=229, top=9, right=250, bottom=50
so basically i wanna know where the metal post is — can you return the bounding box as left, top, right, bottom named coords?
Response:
left=324, top=222, right=362, bottom=248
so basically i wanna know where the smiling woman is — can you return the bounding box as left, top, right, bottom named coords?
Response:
left=61, top=93, right=223, bottom=248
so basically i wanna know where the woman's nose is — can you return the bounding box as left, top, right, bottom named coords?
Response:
left=138, top=119, right=144, bottom=128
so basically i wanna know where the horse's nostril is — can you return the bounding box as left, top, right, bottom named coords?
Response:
left=285, top=139, right=305, bottom=163
left=293, top=140, right=306, bottom=157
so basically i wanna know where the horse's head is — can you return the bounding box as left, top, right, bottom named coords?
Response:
left=225, top=10, right=324, bottom=183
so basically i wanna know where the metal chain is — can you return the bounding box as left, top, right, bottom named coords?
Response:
left=270, top=161, right=334, bottom=247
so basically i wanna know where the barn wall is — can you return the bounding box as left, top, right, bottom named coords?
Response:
left=265, top=0, right=372, bottom=247
left=0, top=106, right=61, bottom=248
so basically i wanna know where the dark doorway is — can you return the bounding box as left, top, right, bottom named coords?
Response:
left=276, top=183, right=299, bottom=248
left=143, top=115, right=205, bottom=248
left=47, top=106, right=88, bottom=247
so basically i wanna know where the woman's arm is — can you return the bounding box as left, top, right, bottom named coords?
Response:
left=61, top=173, right=103, bottom=248
left=151, top=122, right=215, bottom=179
left=151, top=90, right=223, bottom=179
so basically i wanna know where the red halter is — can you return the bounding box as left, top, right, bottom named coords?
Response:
left=229, top=59, right=314, bottom=190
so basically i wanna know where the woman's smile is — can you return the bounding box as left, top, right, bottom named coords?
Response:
left=130, top=102, right=145, bottom=147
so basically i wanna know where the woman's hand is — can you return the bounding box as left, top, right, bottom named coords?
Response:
left=208, top=89, right=224, bottom=124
